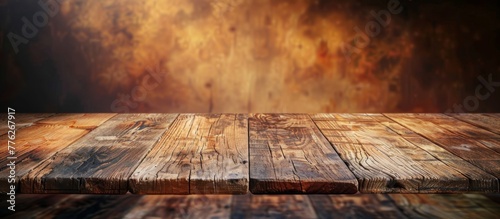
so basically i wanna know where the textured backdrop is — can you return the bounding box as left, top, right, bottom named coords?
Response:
left=1, top=0, right=499, bottom=112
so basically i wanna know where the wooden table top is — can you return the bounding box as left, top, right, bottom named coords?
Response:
left=1, top=113, right=499, bottom=194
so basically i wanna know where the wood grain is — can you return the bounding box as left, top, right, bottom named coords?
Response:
left=389, top=194, right=500, bottom=219
left=129, top=114, right=248, bottom=194
left=386, top=114, right=500, bottom=181
left=309, top=194, right=407, bottom=219
left=312, top=113, right=497, bottom=193
left=21, top=114, right=178, bottom=194
left=448, top=114, right=500, bottom=135
left=231, top=194, right=317, bottom=218
left=249, top=114, right=358, bottom=194
left=35, top=113, right=116, bottom=130
left=0, top=113, right=54, bottom=136
left=0, top=123, right=90, bottom=193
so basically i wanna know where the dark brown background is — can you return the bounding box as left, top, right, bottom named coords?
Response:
left=1, top=0, right=499, bottom=113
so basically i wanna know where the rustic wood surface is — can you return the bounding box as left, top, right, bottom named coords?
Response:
left=35, top=113, right=116, bottom=130
left=22, top=114, right=178, bottom=194
left=386, top=114, right=500, bottom=182
left=0, top=113, right=54, bottom=136
left=309, top=194, right=407, bottom=218
left=4, top=113, right=500, bottom=194
left=248, top=114, right=358, bottom=194
left=231, top=194, right=318, bottom=218
left=448, top=114, right=500, bottom=135
left=2, top=194, right=500, bottom=219
left=0, top=114, right=117, bottom=193
left=389, top=194, right=500, bottom=219
left=311, top=113, right=498, bottom=193
left=124, top=195, right=232, bottom=219
left=129, top=114, right=248, bottom=194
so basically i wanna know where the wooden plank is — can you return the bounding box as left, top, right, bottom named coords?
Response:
left=124, top=195, right=232, bottom=219
left=400, top=136, right=498, bottom=192
left=35, top=113, right=116, bottom=130
left=248, top=114, right=358, bottom=194
left=0, top=194, right=140, bottom=219
left=0, top=113, right=54, bottom=135
left=231, top=194, right=317, bottom=218
left=21, top=114, right=178, bottom=194
left=309, top=194, right=407, bottom=219
left=312, top=113, right=497, bottom=193
left=389, top=194, right=500, bottom=219
left=0, top=123, right=90, bottom=193
left=386, top=114, right=500, bottom=180
left=388, top=114, right=500, bottom=139
left=448, top=114, right=500, bottom=135
left=129, top=114, right=248, bottom=194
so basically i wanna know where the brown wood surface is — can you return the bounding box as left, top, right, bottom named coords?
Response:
left=21, top=114, right=178, bottom=194
left=309, top=194, right=407, bottom=218
left=0, top=113, right=54, bottom=135
left=448, top=114, right=500, bottom=135
left=231, top=194, right=318, bottom=218
left=0, top=115, right=100, bottom=193
left=389, top=194, right=500, bottom=219
left=386, top=114, right=500, bottom=181
left=124, top=195, right=232, bottom=219
left=311, top=113, right=498, bottom=193
left=371, top=114, right=499, bottom=192
left=129, top=114, right=248, bottom=194
left=3, top=194, right=500, bottom=219
left=0, top=194, right=140, bottom=219
left=249, top=114, right=358, bottom=194
left=3, top=113, right=500, bottom=194
left=35, top=113, right=116, bottom=130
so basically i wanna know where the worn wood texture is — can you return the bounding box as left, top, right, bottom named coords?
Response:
left=21, top=114, right=178, bottom=194
left=386, top=114, right=500, bottom=181
left=311, top=113, right=498, bottom=193
left=124, top=195, right=232, bottom=219
left=448, top=114, right=500, bottom=135
left=249, top=114, right=358, bottom=194
left=0, top=122, right=91, bottom=193
left=389, top=194, right=500, bottom=219
left=231, top=194, right=317, bottom=218
left=35, top=113, right=116, bottom=130
left=0, top=113, right=54, bottom=135
left=130, top=114, right=248, bottom=194
left=309, top=194, right=407, bottom=219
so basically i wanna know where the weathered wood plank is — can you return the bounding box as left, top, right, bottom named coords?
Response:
left=0, top=124, right=89, bottom=193
left=124, top=195, right=232, bottom=219
left=400, top=136, right=498, bottom=192
left=386, top=114, right=500, bottom=180
left=0, top=113, right=54, bottom=135
left=389, top=194, right=500, bottom=219
left=249, top=114, right=358, bottom=194
left=36, top=113, right=116, bottom=130
left=388, top=114, right=500, bottom=139
left=231, top=194, right=317, bottom=218
left=448, top=114, right=500, bottom=135
left=21, top=114, right=178, bottom=194
left=312, top=113, right=497, bottom=193
left=129, top=114, right=248, bottom=194
left=309, top=194, right=407, bottom=219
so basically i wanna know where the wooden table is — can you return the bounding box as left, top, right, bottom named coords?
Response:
left=1, top=113, right=499, bottom=194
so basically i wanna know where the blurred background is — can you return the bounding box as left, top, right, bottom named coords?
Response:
left=1, top=0, right=499, bottom=113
